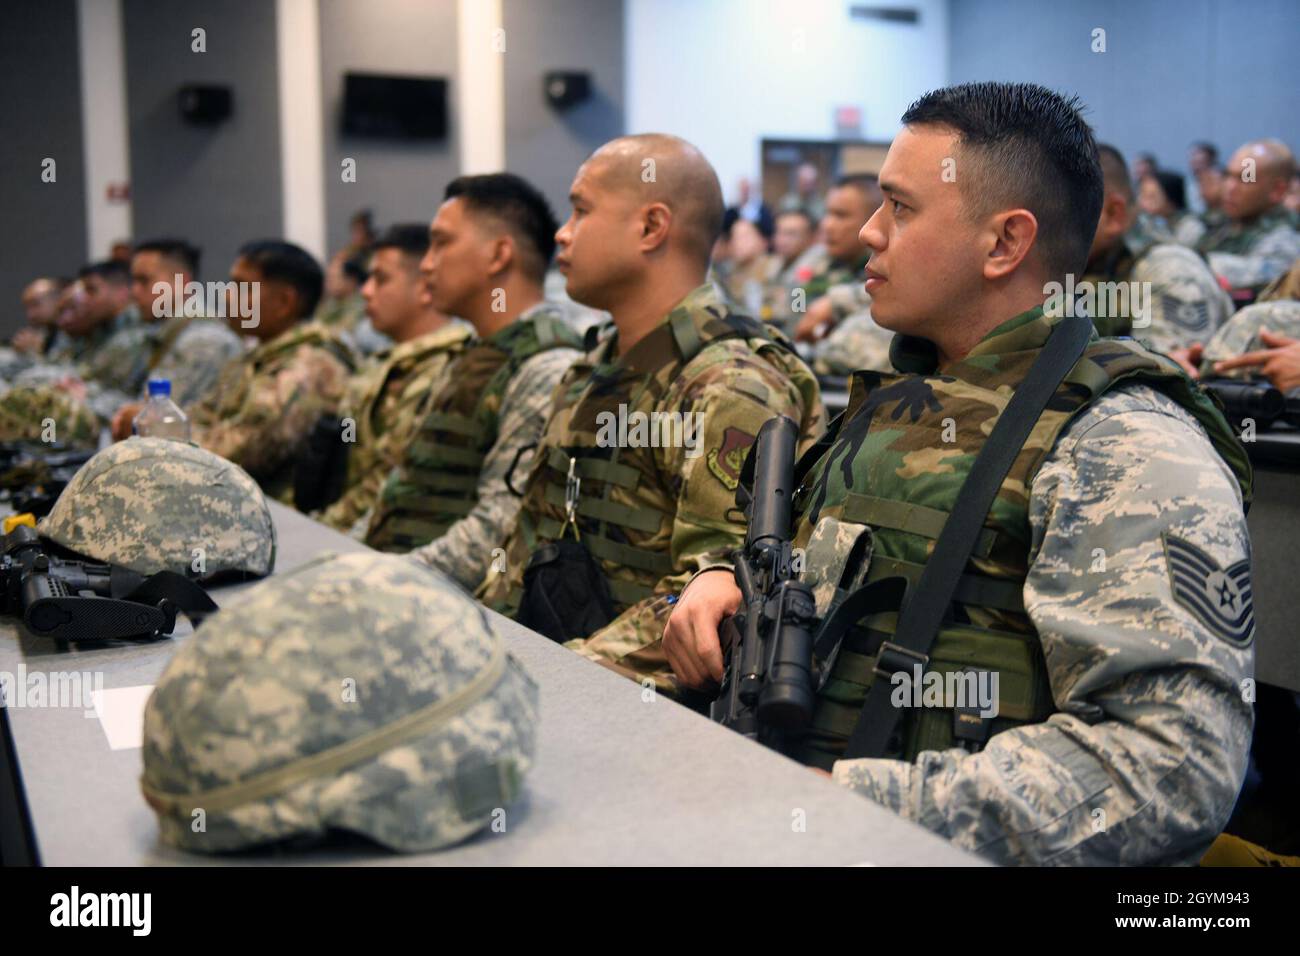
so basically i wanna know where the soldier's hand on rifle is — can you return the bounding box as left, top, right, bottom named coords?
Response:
left=662, top=569, right=741, bottom=689
left=793, top=295, right=835, bottom=343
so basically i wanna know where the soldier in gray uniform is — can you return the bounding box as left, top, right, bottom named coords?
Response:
left=664, top=82, right=1254, bottom=866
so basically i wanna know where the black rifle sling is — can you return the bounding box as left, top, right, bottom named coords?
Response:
left=840, top=313, right=1093, bottom=760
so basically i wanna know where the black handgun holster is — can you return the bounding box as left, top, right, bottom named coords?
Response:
left=515, top=538, right=615, bottom=644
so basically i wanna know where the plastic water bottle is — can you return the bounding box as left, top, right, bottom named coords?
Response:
left=132, top=379, right=191, bottom=441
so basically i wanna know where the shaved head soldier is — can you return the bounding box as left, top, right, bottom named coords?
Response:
left=665, top=83, right=1253, bottom=866
left=1198, top=138, right=1300, bottom=291
left=479, top=133, right=823, bottom=690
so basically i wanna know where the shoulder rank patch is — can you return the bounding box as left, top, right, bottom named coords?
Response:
left=707, top=427, right=755, bottom=491
left=1163, top=533, right=1254, bottom=647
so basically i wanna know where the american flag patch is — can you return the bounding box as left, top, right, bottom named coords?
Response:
left=1163, top=533, right=1254, bottom=647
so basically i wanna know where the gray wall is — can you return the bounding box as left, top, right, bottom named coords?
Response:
left=503, top=0, right=625, bottom=222
left=0, top=0, right=88, bottom=336
left=318, top=0, right=460, bottom=255
left=122, top=0, right=283, bottom=282
left=949, top=0, right=1299, bottom=179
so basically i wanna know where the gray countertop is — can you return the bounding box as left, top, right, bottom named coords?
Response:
left=1, top=501, right=982, bottom=866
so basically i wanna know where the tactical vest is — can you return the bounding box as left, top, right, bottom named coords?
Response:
left=244, top=321, right=357, bottom=378
left=366, top=311, right=581, bottom=552
left=793, top=310, right=1252, bottom=769
left=504, top=306, right=798, bottom=615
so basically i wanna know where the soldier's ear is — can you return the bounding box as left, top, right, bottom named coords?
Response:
left=639, top=202, right=672, bottom=253
left=984, top=208, right=1037, bottom=282
left=486, top=234, right=515, bottom=277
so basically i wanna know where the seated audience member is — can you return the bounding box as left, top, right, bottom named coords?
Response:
left=1196, top=139, right=1300, bottom=292
left=184, top=240, right=357, bottom=501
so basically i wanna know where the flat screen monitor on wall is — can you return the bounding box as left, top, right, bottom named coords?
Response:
left=342, top=72, right=448, bottom=140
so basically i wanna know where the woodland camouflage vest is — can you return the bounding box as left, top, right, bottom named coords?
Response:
left=792, top=307, right=1251, bottom=768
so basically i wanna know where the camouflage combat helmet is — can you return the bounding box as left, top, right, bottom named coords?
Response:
left=140, top=551, right=539, bottom=854
left=38, top=436, right=275, bottom=579
left=0, top=385, right=99, bottom=446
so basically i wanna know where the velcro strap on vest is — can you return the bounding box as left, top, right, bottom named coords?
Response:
left=544, top=445, right=641, bottom=489
left=535, top=516, right=673, bottom=576
left=395, top=471, right=480, bottom=494
left=420, top=410, right=479, bottom=437
left=841, top=493, right=998, bottom=559
left=866, top=556, right=1025, bottom=614
left=408, top=443, right=486, bottom=470
left=542, top=482, right=665, bottom=533
left=385, top=494, right=477, bottom=520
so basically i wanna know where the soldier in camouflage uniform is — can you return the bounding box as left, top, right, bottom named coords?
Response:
left=73, top=261, right=149, bottom=397
left=186, top=240, right=356, bottom=502
left=367, top=175, right=582, bottom=589
left=1074, top=145, right=1233, bottom=353
left=141, top=551, right=538, bottom=853
left=760, top=209, right=827, bottom=333
left=1197, top=139, right=1300, bottom=292
left=665, top=84, right=1254, bottom=866
left=108, top=239, right=246, bottom=439
left=317, top=224, right=470, bottom=535
left=476, top=135, right=823, bottom=690
left=792, top=175, right=881, bottom=345
left=810, top=307, right=895, bottom=376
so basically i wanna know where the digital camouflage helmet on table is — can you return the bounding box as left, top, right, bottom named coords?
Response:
left=140, top=551, right=539, bottom=853
left=38, top=436, right=275, bottom=580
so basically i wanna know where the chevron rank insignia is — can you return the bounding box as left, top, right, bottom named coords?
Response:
left=1163, top=533, right=1254, bottom=647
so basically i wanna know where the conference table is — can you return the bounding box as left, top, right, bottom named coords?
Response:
left=0, top=501, right=982, bottom=867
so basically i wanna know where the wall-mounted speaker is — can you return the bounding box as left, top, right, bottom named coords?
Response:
left=544, top=71, right=591, bottom=111
left=179, top=84, right=233, bottom=124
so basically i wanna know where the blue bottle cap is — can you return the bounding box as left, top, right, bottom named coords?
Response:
left=147, top=379, right=172, bottom=396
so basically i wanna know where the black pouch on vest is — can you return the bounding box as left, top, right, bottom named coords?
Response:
left=515, top=538, right=616, bottom=643
left=294, top=415, right=350, bottom=513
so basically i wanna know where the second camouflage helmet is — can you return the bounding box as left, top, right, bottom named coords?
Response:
left=140, top=551, right=539, bottom=853
left=38, top=436, right=275, bottom=579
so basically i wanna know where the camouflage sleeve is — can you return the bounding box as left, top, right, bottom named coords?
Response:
left=1174, top=215, right=1208, bottom=248
left=1207, top=226, right=1300, bottom=290
left=824, top=280, right=872, bottom=324
left=410, top=347, right=579, bottom=589
left=76, top=327, right=149, bottom=393
left=811, top=311, right=895, bottom=375
left=152, top=322, right=246, bottom=407
left=572, top=348, right=815, bottom=688
left=191, top=347, right=350, bottom=479
left=1130, top=245, right=1234, bottom=355
left=831, top=385, right=1254, bottom=865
